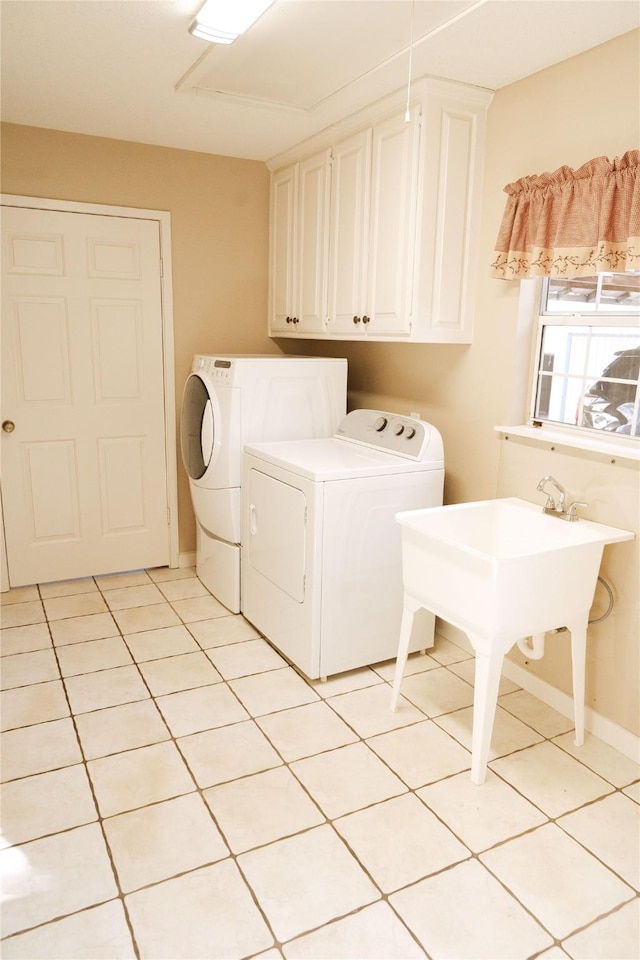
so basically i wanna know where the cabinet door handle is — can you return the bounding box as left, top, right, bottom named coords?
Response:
left=353, top=315, right=361, bottom=325
left=293, top=317, right=299, bottom=325
left=362, top=315, right=370, bottom=325
left=285, top=316, right=292, bottom=324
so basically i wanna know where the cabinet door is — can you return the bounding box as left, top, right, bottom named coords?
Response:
left=366, top=104, right=421, bottom=336
left=413, top=91, right=487, bottom=343
left=326, top=128, right=371, bottom=335
left=296, top=149, right=331, bottom=333
left=269, top=163, right=298, bottom=334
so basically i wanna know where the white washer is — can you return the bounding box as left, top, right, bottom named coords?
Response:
left=180, top=355, right=347, bottom=613
left=242, top=409, right=444, bottom=679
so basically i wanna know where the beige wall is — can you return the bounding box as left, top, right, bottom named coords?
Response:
left=477, top=30, right=640, bottom=739
left=2, top=29, right=638, bottom=735
left=280, top=30, right=640, bottom=737
left=283, top=30, right=640, bottom=504
left=1, top=125, right=275, bottom=554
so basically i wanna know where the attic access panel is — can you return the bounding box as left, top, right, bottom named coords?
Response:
left=179, top=0, right=475, bottom=110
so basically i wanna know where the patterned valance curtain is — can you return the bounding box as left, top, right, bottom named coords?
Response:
left=490, top=149, right=640, bottom=280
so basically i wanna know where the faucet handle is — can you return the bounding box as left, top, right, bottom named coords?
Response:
left=567, top=501, right=588, bottom=520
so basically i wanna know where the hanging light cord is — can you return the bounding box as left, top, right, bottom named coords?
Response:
left=405, top=0, right=415, bottom=122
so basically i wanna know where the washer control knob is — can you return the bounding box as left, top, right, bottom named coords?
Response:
left=373, top=416, right=387, bottom=432
left=406, top=427, right=416, bottom=439
left=394, top=423, right=405, bottom=436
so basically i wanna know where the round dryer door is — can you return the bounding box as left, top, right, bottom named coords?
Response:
left=180, top=373, right=215, bottom=480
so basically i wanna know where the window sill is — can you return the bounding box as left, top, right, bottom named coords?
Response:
left=494, top=424, right=640, bottom=463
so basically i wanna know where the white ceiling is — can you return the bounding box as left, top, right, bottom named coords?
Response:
left=1, top=0, right=638, bottom=163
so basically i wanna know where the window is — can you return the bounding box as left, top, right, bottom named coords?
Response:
left=532, top=272, right=640, bottom=440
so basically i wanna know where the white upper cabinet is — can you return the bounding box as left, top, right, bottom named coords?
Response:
left=325, top=107, right=421, bottom=338
left=365, top=104, right=421, bottom=337
left=297, top=150, right=331, bottom=333
left=269, top=149, right=331, bottom=335
left=414, top=89, right=489, bottom=343
left=268, top=79, right=492, bottom=343
left=269, top=163, right=298, bottom=333
left=326, top=127, right=371, bottom=335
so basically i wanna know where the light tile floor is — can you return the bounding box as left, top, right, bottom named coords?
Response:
left=1, top=567, right=638, bottom=960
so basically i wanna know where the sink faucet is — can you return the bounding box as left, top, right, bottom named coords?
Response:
left=537, top=475, right=566, bottom=514
left=536, top=476, right=587, bottom=521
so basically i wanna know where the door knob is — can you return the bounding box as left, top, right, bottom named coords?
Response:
left=2, top=420, right=15, bottom=433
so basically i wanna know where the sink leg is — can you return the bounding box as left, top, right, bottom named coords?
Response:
left=567, top=617, right=588, bottom=747
left=390, top=596, right=420, bottom=712
left=471, top=646, right=504, bottom=785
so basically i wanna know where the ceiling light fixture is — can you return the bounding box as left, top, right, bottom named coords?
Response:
left=189, top=0, right=276, bottom=44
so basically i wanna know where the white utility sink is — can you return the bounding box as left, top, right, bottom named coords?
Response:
left=390, top=497, right=634, bottom=784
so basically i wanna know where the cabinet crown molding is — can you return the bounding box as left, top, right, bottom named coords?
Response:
left=267, top=76, right=493, bottom=173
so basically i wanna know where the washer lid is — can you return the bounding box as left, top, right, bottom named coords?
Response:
left=244, top=437, right=443, bottom=481
left=244, top=409, right=444, bottom=481
left=334, top=409, right=443, bottom=462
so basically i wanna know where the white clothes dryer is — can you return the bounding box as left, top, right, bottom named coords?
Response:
left=242, top=409, right=444, bottom=679
left=180, top=355, right=347, bottom=613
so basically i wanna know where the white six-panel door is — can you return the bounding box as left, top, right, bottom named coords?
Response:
left=1, top=203, right=173, bottom=586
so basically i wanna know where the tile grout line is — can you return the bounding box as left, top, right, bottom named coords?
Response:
left=90, top=574, right=286, bottom=956
left=1, top=570, right=639, bottom=956
left=9, top=576, right=145, bottom=960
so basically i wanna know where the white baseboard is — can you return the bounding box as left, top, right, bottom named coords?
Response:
left=436, top=620, right=640, bottom=764
left=179, top=551, right=196, bottom=568
left=500, top=658, right=640, bottom=762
